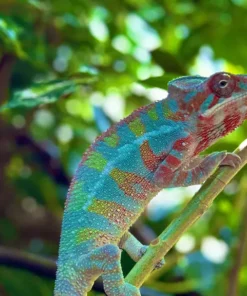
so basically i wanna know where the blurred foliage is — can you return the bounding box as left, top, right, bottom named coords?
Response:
left=0, top=70, right=98, bottom=111
left=0, top=0, right=247, bottom=296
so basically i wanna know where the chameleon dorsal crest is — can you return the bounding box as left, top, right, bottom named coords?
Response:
left=167, top=76, right=206, bottom=97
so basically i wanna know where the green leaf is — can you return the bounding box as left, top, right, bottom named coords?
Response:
left=0, top=16, right=26, bottom=57
left=0, top=72, right=98, bottom=112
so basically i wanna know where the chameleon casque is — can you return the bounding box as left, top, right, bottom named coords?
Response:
left=54, top=72, right=247, bottom=296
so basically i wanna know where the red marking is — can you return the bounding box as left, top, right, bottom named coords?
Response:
left=140, top=141, right=167, bottom=172
left=173, top=135, right=192, bottom=151
left=186, top=90, right=211, bottom=113
left=166, top=155, right=181, bottom=167
left=154, top=165, right=173, bottom=187
left=223, top=114, right=241, bottom=134
left=156, top=165, right=172, bottom=175
left=194, top=130, right=210, bottom=155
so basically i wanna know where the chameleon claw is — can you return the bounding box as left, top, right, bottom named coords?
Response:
left=220, top=153, right=242, bottom=168
left=154, top=258, right=165, bottom=270
left=139, top=246, right=165, bottom=270
left=138, top=245, right=148, bottom=258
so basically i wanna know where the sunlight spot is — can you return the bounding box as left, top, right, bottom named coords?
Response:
left=89, top=19, right=109, bottom=42
left=133, top=47, right=151, bottom=63
left=103, top=92, right=124, bottom=121
left=84, top=128, right=98, bottom=143
left=90, top=91, right=105, bottom=106
left=112, top=35, right=132, bottom=54
left=34, top=109, right=54, bottom=128
left=126, top=13, right=161, bottom=50
left=146, top=87, right=168, bottom=102
left=21, top=89, right=36, bottom=99
left=147, top=185, right=200, bottom=221
left=191, top=46, right=225, bottom=76
left=175, top=234, right=195, bottom=253
left=131, top=83, right=147, bottom=96
left=56, top=124, right=73, bottom=143
left=201, top=236, right=229, bottom=263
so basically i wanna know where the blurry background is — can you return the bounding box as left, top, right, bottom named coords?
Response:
left=0, top=0, right=247, bottom=295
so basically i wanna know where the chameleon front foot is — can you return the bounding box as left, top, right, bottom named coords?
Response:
left=219, top=152, right=242, bottom=168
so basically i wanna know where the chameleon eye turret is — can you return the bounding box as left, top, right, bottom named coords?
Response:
left=208, top=72, right=236, bottom=97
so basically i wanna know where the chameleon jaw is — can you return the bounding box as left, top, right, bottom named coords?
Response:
left=202, top=91, right=247, bottom=118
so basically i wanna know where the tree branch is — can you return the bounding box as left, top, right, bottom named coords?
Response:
left=227, top=176, right=247, bottom=296
left=0, top=246, right=56, bottom=279
left=126, top=141, right=247, bottom=288
left=0, top=246, right=105, bottom=293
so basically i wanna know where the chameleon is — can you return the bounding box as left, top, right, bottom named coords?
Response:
left=54, top=72, right=247, bottom=296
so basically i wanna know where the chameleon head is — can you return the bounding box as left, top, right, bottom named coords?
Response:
left=195, top=72, right=247, bottom=145
left=168, top=72, right=247, bottom=133
left=200, top=72, right=247, bottom=123
left=167, top=72, right=247, bottom=151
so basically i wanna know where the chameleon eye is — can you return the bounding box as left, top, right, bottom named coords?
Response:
left=208, top=72, right=236, bottom=97
left=218, top=80, right=228, bottom=88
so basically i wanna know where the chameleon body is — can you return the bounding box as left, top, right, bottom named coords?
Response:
left=54, top=72, right=247, bottom=296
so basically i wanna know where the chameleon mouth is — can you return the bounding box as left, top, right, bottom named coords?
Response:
left=202, top=91, right=247, bottom=117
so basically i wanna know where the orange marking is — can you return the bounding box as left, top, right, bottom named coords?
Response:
left=110, top=168, right=155, bottom=200
left=88, top=199, right=134, bottom=229
left=140, top=141, right=167, bottom=172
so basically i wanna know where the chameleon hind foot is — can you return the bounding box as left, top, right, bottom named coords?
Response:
left=69, top=244, right=140, bottom=296
left=139, top=245, right=165, bottom=270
